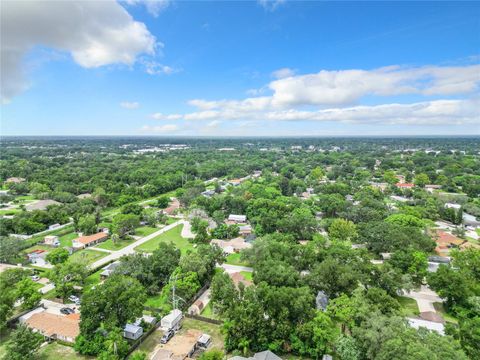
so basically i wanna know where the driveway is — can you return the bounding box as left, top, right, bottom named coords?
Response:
left=220, top=263, right=253, bottom=273
left=89, top=220, right=183, bottom=270
left=181, top=220, right=194, bottom=239
left=403, top=285, right=443, bottom=313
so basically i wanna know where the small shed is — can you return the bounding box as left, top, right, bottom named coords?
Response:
left=123, top=323, right=143, bottom=340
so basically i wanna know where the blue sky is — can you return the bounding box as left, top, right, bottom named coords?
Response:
left=1, top=0, right=479, bottom=136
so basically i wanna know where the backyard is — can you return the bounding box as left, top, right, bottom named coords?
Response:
left=95, top=237, right=135, bottom=251
left=68, top=249, right=108, bottom=265
left=225, top=252, right=249, bottom=266
left=135, top=224, right=193, bottom=254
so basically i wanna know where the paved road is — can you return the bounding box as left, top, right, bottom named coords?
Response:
left=220, top=263, right=254, bottom=273
left=89, top=220, right=184, bottom=270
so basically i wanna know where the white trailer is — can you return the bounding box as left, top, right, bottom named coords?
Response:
left=161, top=309, right=183, bottom=331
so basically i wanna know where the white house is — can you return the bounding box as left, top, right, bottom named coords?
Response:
left=44, top=235, right=60, bottom=247
left=123, top=323, right=143, bottom=340
left=228, top=214, right=247, bottom=223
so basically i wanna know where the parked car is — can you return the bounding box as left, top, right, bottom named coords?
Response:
left=68, top=295, right=81, bottom=305
left=60, top=307, right=74, bottom=315
left=160, top=329, right=175, bottom=344
left=31, top=275, right=40, bottom=281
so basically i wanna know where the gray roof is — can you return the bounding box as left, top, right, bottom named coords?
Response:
left=254, top=351, right=282, bottom=360
left=124, top=323, right=142, bottom=334
left=316, top=291, right=329, bottom=311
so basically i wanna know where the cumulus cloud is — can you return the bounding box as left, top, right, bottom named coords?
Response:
left=141, top=124, right=179, bottom=133
left=151, top=112, right=183, bottom=120
left=125, top=0, right=171, bottom=17
left=257, top=0, right=286, bottom=11
left=141, top=59, right=178, bottom=75
left=120, top=101, right=140, bottom=109
left=1, top=0, right=157, bottom=103
left=151, top=98, right=479, bottom=126
left=271, top=67, right=296, bottom=79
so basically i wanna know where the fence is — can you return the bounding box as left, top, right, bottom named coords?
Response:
left=184, top=313, right=222, bottom=325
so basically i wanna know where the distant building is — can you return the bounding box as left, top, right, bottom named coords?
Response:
left=229, top=350, right=282, bottom=360
left=44, top=235, right=60, bottom=247
left=72, top=232, right=109, bottom=249
left=407, top=318, right=444, bottom=335
left=316, top=291, right=329, bottom=311
left=100, top=261, right=121, bottom=279
left=227, top=214, right=247, bottom=223
left=395, top=183, right=414, bottom=189
left=48, top=223, right=61, bottom=230
left=5, top=177, right=26, bottom=183
left=445, top=203, right=462, bottom=210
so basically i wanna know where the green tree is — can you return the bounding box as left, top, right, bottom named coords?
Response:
left=157, top=196, right=170, bottom=209
left=112, top=213, right=140, bottom=238
left=291, top=311, right=340, bottom=358
left=16, top=278, right=41, bottom=310
left=414, top=173, right=430, bottom=187
left=45, top=247, right=70, bottom=265
left=4, top=325, right=43, bottom=360
left=49, top=261, right=89, bottom=301
left=328, top=219, right=358, bottom=242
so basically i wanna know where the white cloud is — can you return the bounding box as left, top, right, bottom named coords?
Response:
left=150, top=112, right=182, bottom=120
left=257, top=0, right=286, bottom=11
left=1, top=0, right=157, bottom=103
left=206, top=120, right=222, bottom=128
left=141, top=124, right=179, bottom=133
left=142, top=59, right=178, bottom=75
left=125, top=0, right=171, bottom=17
left=120, top=101, right=140, bottom=109
left=271, top=67, right=296, bottom=79
left=151, top=98, right=479, bottom=126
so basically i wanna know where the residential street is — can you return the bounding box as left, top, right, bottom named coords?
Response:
left=89, top=220, right=184, bottom=270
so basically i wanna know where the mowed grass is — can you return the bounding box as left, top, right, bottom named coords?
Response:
left=59, top=232, right=78, bottom=247
left=240, top=271, right=253, bottom=281
left=85, top=269, right=103, bottom=289
left=200, top=302, right=221, bottom=320
left=135, top=224, right=193, bottom=254
left=37, top=342, right=93, bottom=360
left=397, top=296, right=419, bottom=317
left=95, top=237, right=135, bottom=251
left=434, top=302, right=458, bottom=324
left=68, top=249, right=108, bottom=265
left=225, top=252, right=249, bottom=266
left=135, top=226, right=159, bottom=237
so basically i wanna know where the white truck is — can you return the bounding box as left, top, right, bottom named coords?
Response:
left=161, top=309, right=183, bottom=331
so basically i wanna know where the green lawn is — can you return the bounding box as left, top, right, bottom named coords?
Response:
left=0, top=208, right=21, bottom=215
left=225, top=252, right=249, bottom=266
left=135, top=224, right=193, bottom=254
left=24, top=244, right=51, bottom=253
left=59, top=232, right=78, bottom=247
left=95, top=237, right=135, bottom=251
left=85, top=269, right=103, bottom=289
left=145, top=292, right=170, bottom=309
left=37, top=342, right=93, bottom=360
left=135, top=226, right=159, bottom=237
left=200, top=302, right=221, bottom=320
left=68, top=249, right=108, bottom=265
left=240, top=271, right=253, bottom=281
left=433, top=302, right=458, bottom=324
left=397, top=296, right=419, bottom=317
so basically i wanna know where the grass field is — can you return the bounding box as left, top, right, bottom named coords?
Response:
left=145, top=292, right=170, bottom=309
left=225, top=252, right=249, bottom=266
left=95, top=237, right=135, bottom=251
left=37, top=342, right=93, bottom=360
left=135, top=224, right=193, bottom=254
left=68, top=249, right=108, bottom=265
left=200, top=302, right=222, bottom=320
left=0, top=208, right=21, bottom=215
left=433, top=302, right=458, bottom=324
left=59, top=232, right=78, bottom=247
left=240, top=271, right=253, bottom=281
left=135, top=226, right=159, bottom=237
left=397, top=296, right=419, bottom=317
left=84, top=269, right=103, bottom=289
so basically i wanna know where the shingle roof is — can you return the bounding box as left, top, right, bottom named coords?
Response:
left=25, top=312, right=79, bottom=339
left=75, top=232, right=108, bottom=245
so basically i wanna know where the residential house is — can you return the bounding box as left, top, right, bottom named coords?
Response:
left=463, top=213, right=480, bottom=228
left=44, top=235, right=60, bottom=247
left=123, top=323, right=143, bottom=340
left=434, top=230, right=465, bottom=256
left=238, top=224, right=252, bottom=236
left=26, top=249, right=48, bottom=266
left=72, top=232, right=109, bottom=249
left=134, top=314, right=157, bottom=326
left=445, top=203, right=462, bottom=210
left=211, top=237, right=252, bottom=254
left=390, top=195, right=410, bottom=203
left=48, top=223, right=61, bottom=230
left=100, top=261, right=121, bottom=279
left=227, top=214, right=247, bottom=223
left=395, top=183, right=414, bottom=189
left=369, top=182, right=388, bottom=192
left=24, top=311, right=80, bottom=343
left=229, top=350, right=282, bottom=360
left=5, top=177, right=25, bottom=183
left=425, top=184, right=442, bottom=193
